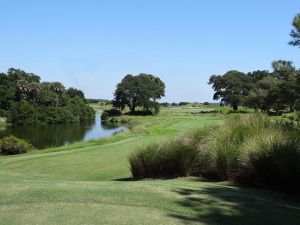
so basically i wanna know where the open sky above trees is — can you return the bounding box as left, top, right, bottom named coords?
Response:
left=0, top=0, right=299, bottom=102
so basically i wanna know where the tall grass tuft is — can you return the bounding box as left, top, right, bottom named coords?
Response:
left=129, top=113, right=300, bottom=192
left=237, top=129, right=300, bottom=192
left=128, top=128, right=210, bottom=179
left=202, top=113, right=271, bottom=180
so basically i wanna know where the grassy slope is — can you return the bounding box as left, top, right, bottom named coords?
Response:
left=0, top=106, right=299, bottom=225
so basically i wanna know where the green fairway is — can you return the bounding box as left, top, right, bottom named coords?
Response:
left=0, top=107, right=299, bottom=225
left=1, top=179, right=299, bottom=225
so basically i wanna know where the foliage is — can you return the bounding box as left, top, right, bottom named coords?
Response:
left=0, top=68, right=95, bottom=125
left=101, top=108, right=122, bottom=121
left=66, top=87, right=85, bottom=101
left=209, top=61, right=300, bottom=114
left=113, top=73, right=165, bottom=113
left=178, top=102, right=190, bottom=106
left=129, top=138, right=199, bottom=179
left=129, top=113, right=300, bottom=192
left=0, top=135, right=33, bottom=155
left=237, top=129, right=300, bottom=192
left=289, top=13, right=300, bottom=47
left=159, top=102, right=170, bottom=107
left=208, top=70, right=251, bottom=110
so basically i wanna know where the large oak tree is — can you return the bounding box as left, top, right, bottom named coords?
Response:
left=113, top=73, right=165, bottom=113
left=208, top=70, right=251, bottom=110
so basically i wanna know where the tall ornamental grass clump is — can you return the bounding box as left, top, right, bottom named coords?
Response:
left=203, top=114, right=274, bottom=180
left=129, top=132, right=207, bottom=179
left=129, top=113, right=300, bottom=192
left=237, top=129, right=300, bottom=192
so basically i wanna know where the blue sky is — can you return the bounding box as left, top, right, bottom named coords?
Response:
left=0, top=0, right=299, bottom=102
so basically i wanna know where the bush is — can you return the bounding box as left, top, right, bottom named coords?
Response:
left=129, top=113, right=300, bottom=192
left=237, top=129, right=300, bottom=192
left=101, top=108, right=122, bottom=121
left=178, top=102, right=190, bottom=106
left=129, top=138, right=200, bottom=179
left=0, top=135, right=33, bottom=155
left=200, top=114, right=269, bottom=180
left=7, top=101, right=95, bottom=125
left=159, top=102, right=170, bottom=107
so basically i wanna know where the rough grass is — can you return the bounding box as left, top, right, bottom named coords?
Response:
left=129, top=113, right=300, bottom=192
left=0, top=108, right=299, bottom=224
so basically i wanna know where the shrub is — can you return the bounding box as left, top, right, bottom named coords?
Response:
left=129, top=113, right=300, bottom=192
left=178, top=102, right=190, bottom=106
left=202, top=114, right=271, bottom=180
left=129, top=138, right=200, bottom=179
left=0, top=135, right=33, bottom=155
left=237, top=129, right=300, bottom=192
left=101, top=109, right=122, bottom=121
left=159, top=102, right=170, bottom=107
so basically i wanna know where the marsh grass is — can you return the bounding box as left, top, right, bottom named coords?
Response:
left=129, top=136, right=203, bottom=179
left=129, top=113, right=300, bottom=192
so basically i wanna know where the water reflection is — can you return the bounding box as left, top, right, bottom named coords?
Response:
left=0, top=115, right=127, bottom=149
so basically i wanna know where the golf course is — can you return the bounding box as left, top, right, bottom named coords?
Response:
left=1, top=2, right=300, bottom=224
left=0, top=106, right=299, bottom=225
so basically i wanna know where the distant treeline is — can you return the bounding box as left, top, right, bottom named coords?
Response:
left=209, top=60, right=300, bottom=114
left=86, top=99, right=111, bottom=104
left=159, top=102, right=217, bottom=107
left=0, top=68, right=95, bottom=125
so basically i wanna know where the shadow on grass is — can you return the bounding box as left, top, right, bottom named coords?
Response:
left=113, top=177, right=134, bottom=181
left=170, top=185, right=300, bottom=225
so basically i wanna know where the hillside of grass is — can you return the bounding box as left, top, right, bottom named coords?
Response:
left=0, top=106, right=299, bottom=225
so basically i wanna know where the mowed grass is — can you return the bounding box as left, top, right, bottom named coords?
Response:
left=0, top=107, right=299, bottom=225
left=1, top=179, right=299, bottom=225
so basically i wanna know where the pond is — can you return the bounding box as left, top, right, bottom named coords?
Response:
left=0, top=115, right=127, bottom=149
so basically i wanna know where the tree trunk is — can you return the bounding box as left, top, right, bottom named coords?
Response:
left=130, top=106, right=136, bottom=113
left=232, top=104, right=238, bottom=111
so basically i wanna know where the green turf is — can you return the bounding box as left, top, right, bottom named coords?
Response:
left=0, top=107, right=299, bottom=225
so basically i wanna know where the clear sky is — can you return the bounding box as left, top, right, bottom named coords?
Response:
left=0, top=0, right=299, bottom=102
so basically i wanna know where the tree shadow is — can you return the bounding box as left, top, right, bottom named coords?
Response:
left=170, top=185, right=300, bottom=225
left=124, top=110, right=154, bottom=116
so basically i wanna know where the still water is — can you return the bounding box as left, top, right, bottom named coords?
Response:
left=0, top=115, right=127, bottom=149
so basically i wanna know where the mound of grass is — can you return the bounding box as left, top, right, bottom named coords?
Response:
left=129, top=139, right=199, bottom=179
left=129, top=113, right=300, bottom=192
left=238, top=129, right=300, bottom=192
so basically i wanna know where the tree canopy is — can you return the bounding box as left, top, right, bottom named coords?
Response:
left=0, top=68, right=94, bottom=125
left=113, top=73, right=165, bottom=113
left=209, top=61, right=300, bottom=114
left=208, top=70, right=251, bottom=110
left=289, top=13, right=300, bottom=47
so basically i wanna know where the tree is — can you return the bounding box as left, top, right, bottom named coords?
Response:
left=113, top=73, right=165, bottom=113
left=289, top=13, right=300, bottom=47
left=208, top=70, right=251, bottom=110
left=272, top=60, right=299, bottom=112
left=0, top=68, right=95, bottom=125
left=66, top=88, right=85, bottom=100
